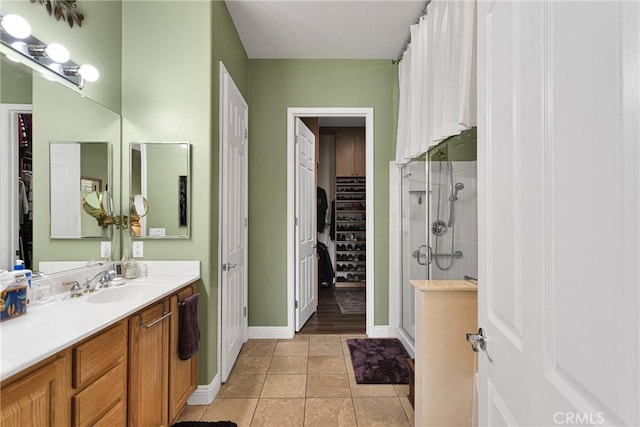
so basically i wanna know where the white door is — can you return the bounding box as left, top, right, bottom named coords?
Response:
left=50, top=143, right=81, bottom=237
left=477, top=1, right=639, bottom=425
left=295, top=118, right=316, bottom=331
left=220, top=63, right=248, bottom=382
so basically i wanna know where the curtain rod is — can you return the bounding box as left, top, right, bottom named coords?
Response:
left=392, top=0, right=431, bottom=65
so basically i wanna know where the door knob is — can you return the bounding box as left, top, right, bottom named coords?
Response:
left=222, top=263, right=238, bottom=271
left=466, top=327, right=487, bottom=352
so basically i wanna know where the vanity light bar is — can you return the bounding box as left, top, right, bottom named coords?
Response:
left=0, top=14, right=98, bottom=89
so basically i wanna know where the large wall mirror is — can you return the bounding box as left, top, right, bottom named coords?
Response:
left=130, top=143, right=190, bottom=239
left=0, top=51, right=121, bottom=271
left=49, top=141, right=112, bottom=239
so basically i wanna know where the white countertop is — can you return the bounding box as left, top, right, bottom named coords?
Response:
left=0, top=269, right=200, bottom=382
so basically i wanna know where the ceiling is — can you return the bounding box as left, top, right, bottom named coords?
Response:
left=224, top=0, right=426, bottom=60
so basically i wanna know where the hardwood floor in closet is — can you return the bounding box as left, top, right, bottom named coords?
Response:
left=298, top=286, right=365, bottom=334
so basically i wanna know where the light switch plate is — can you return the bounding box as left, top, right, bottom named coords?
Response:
left=132, top=241, right=144, bottom=258
left=100, top=241, right=111, bottom=258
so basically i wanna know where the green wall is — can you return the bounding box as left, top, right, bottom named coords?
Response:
left=80, top=143, right=109, bottom=237
left=122, top=0, right=248, bottom=385
left=247, top=59, right=398, bottom=326
left=0, top=58, right=32, bottom=104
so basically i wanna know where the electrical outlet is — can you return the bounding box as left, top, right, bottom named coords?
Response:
left=132, top=241, right=144, bottom=258
left=100, top=241, right=111, bottom=259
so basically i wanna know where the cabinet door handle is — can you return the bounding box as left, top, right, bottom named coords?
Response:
left=138, top=303, right=172, bottom=329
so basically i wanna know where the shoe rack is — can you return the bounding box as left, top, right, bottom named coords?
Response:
left=335, top=176, right=366, bottom=287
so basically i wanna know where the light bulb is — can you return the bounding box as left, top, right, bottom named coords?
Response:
left=78, top=64, right=99, bottom=82
left=1, top=14, right=31, bottom=39
left=45, top=43, right=70, bottom=63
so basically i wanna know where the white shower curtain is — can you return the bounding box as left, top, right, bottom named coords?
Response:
left=395, top=0, right=477, bottom=163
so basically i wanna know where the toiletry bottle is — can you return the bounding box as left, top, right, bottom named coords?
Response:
left=13, top=260, right=32, bottom=305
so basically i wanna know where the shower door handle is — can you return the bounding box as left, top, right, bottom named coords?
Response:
left=413, top=245, right=429, bottom=265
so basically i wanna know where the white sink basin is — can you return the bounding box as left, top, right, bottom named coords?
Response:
left=124, top=278, right=171, bottom=286
left=86, top=285, right=150, bottom=303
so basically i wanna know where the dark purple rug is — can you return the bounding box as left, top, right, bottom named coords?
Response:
left=347, top=338, right=410, bottom=384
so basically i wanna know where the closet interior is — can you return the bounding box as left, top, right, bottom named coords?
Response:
left=17, top=113, right=33, bottom=270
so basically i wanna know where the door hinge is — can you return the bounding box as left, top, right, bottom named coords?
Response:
left=245, top=217, right=248, bottom=227
left=295, top=300, right=299, bottom=309
left=295, top=136, right=299, bottom=144
left=244, top=307, right=247, bottom=317
left=295, top=217, right=299, bottom=226
left=244, top=129, right=248, bottom=139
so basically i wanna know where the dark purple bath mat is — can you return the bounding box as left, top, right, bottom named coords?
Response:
left=347, top=338, right=410, bottom=384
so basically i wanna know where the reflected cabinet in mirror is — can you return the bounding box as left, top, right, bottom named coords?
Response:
left=0, top=51, right=121, bottom=271
left=50, top=142, right=112, bottom=239
left=130, top=143, right=190, bottom=238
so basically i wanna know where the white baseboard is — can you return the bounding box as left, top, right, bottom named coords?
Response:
left=368, top=325, right=390, bottom=338
left=187, top=374, right=220, bottom=406
left=248, top=326, right=293, bottom=339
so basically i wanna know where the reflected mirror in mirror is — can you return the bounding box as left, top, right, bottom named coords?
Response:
left=130, top=143, right=190, bottom=238
left=50, top=142, right=111, bottom=239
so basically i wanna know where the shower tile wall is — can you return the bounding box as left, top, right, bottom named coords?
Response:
left=429, top=161, right=477, bottom=280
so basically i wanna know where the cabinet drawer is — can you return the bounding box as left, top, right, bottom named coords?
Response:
left=73, top=321, right=126, bottom=389
left=93, top=399, right=126, bottom=427
left=72, top=361, right=126, bottom=427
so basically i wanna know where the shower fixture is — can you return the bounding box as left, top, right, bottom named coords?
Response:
left=448, top=182, right=464, bottom=227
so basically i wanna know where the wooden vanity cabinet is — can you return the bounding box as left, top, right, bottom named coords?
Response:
left=128, top=298, right=171, bottom=427
left=0, top=352, right=70, bottom=426
left=168, top=282, right=199, bottom=423
left=71, top=320, right=128, bottom=426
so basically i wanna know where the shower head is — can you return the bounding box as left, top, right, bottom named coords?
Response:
left=449, top=182, right=465, bottom=202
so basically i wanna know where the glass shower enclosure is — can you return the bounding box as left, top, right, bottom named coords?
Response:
left=399, top=129, right=478, bottom=345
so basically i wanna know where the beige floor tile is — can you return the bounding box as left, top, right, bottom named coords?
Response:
left=274, top=341, right=309, bottom=357
left=232, top=357, right=272, bottom=375
left=349, top=376, right=399, bottom=398
left=268, top=356, right=308, bottom=374
left=309, top=336, right=343, bottom=356
left=218, top=374, right=266, bottom=399
left=240, top=340, right=277, bottom=357
left=251, top=398, right=305, bottom=426
left=393, top=384, right=411, bottom=398
left=398, top=396, right=415, bottom=427
left=306, top=374, right=351, bottom=398
left=304, top=398, right=357, bottom=427
left=261, top=374, right=307, bottom=398
left=174, top=404, right=207, bottom=422
left=200, top=399, right=258, bottom=427
left=280, top=335, right=310, bottom=342
left=308, top=356, right=347, bottom=375
left=352, top=397, right=411, bottom=427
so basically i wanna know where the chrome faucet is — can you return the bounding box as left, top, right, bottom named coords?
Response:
left=83, top=270, right=116, bottom=293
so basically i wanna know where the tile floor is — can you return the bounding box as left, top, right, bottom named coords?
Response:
left=174, top=334, right=414, bottom=426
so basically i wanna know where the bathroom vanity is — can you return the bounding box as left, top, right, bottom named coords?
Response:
left=0, top=273, right=199, bottom=426
left=410, top=279, right=478, bottom=427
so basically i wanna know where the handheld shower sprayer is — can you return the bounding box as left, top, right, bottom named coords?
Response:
left=448, top=182, right=464, bottom=227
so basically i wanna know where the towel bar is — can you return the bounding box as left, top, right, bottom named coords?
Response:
left=178, top=293, right=199, bottom=306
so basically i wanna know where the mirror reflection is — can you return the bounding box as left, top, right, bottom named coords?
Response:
left=130, top=143, right=190, bottom=238
left=50, top=142, right=111, bottom=239
left=0, top=51, right=121, bottom=271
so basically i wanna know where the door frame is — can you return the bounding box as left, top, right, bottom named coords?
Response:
left=286, top=107, right=375, bottom=336
left=217, top=62, right=249, bottom=384
left=0, top=104, right=32, bottom=271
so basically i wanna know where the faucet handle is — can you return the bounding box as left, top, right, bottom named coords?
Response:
left=67, top=281, right=83, bottom=298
